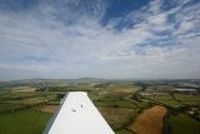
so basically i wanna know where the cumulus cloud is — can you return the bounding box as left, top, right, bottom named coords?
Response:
left=0, top=0, right=200, bottom=80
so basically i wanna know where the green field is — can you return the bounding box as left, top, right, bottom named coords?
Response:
left=0, top=109, right=52, bottom=134
left=169, top=114, right=200, bottom=134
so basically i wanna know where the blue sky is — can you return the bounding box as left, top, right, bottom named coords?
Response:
left=0, top=0, right=200, bottom=80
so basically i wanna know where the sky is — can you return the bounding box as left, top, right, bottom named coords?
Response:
left=0, top=0, right=200, bottom=80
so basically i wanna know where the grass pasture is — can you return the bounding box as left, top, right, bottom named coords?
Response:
left=0, top=103, right=25, bottom=113
left=169, top=114, right=200, bottom=134
left=0, top=109, right=52, bottom=134
left=98, top=107, right=136, bottom=131
left=175, top=94, right=200, bottom=105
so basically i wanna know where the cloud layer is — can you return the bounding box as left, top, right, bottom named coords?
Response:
left=0, top=0, right=200, bottom=80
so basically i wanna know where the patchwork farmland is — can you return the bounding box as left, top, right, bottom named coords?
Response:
left=0, top=79, right=200, bottom=134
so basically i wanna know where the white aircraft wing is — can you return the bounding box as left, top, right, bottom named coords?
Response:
left=43, top=91, right=115, bottom=134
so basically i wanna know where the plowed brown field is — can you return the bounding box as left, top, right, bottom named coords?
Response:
left=129, top=105, right=167, bottom=134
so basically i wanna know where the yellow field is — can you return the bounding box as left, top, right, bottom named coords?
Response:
left=11, top=86, right=36, bottom=92
left=39, top=105, right=59, bottom=113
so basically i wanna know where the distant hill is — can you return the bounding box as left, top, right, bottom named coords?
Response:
left=0, top=78, right=199, bottom=90
left=77, top=77, right=106, bottom=82
left=0, top=78, right=107, bottom=89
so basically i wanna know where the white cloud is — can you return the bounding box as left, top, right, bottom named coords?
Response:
left=0, top=0, right=199, bottom=80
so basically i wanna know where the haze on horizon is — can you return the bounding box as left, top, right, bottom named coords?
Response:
left=0, top=0, right=200, bottom=81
